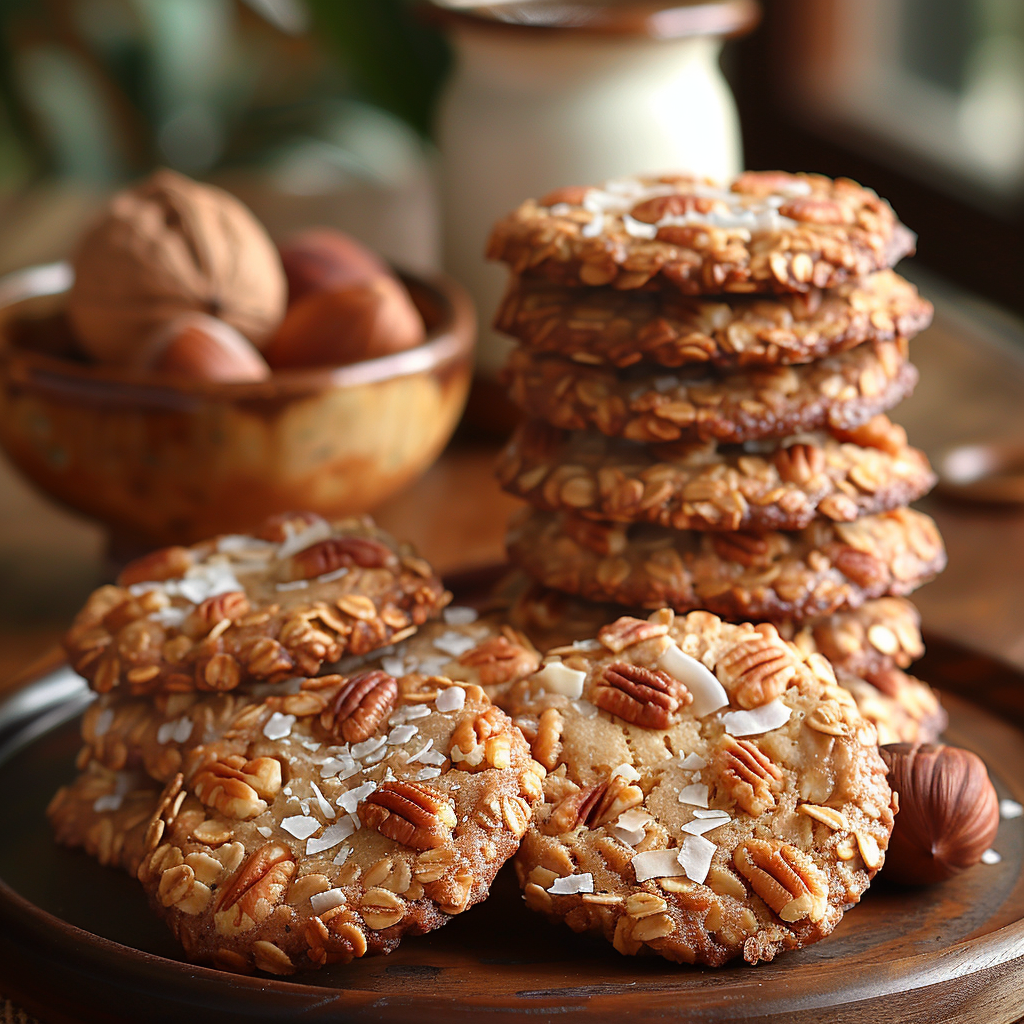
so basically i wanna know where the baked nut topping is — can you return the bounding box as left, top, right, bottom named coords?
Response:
left=592, top=662, right=692, bottom=728
left=505, top=609, right=895, bottom=966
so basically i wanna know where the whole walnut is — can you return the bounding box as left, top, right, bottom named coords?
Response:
left=68, top=169, right=286, bottom=363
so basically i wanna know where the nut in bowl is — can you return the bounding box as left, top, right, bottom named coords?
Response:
left=0, top=261, right=474, bottom=545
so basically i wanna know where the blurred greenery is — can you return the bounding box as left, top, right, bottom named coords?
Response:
left=0, top=0, right=450, bottom=191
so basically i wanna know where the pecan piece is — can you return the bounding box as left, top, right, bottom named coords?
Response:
left=710, top=532, right=772, bottom=568
left=716, top=625, right=799, bottom=709
left=318, top=670, right=397, bottom=744
left=360, top=780, right=457, bottom=850
left=778, top=196, right=850, bottom=224
left=734, top=840, right=830, bottom=923
left=118, top=546, right=194, bottom=586
left=286, top=537, right=396, bottom=581
left=630, top=193, right=714, bottom=223
left=183, top=591, right=251, bottom=639
left=456, top=629, right=540, bottom=687
left=257, top=511, right=325, bottom=543
left=714, top=736, right=784, bottom=816
left=193, top=755, right=282, bottom=819
left=214, top=843, right=295, bottom=934
left=449, top=707, right=512, bottom=772
left=597, top=614, right=670, bottom=654
left=563, top=515, right=626, bottom=557
left=834, top=547, right=887, bottom=588
left=592, top=662, right=692, bottom=729
left=773, top=443, right=825, bottom=486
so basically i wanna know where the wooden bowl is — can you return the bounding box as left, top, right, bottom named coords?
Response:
left=0, top=263, right=474, bottom=546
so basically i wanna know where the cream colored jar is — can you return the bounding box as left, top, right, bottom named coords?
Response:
left=435, top=3, right=757, bottom=379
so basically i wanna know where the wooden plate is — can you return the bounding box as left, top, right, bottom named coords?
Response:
left=0, top=621, right=1022, bottom=1023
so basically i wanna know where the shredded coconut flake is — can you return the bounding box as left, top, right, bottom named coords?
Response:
left=388, top=724, right=418, bottom=745
left=256, top=825, right=273, bottom=838
left=443, top=606, right=478, bottom=626
left=622, top=214, right=658, bottom=239
left=1000, top=799, right=1023, bottom=819
left=721, top=699, right=792, bottom=737
left=435, top=687, right=466, bottom=713
left=678, top=753, right=707, bottom=770
left=92, top=793, right=123, bottom=812
left=433, top=631, right=479, bottom=658
left=411, top=766, right=443, bottom=781
left=658, top=644, right=728, bottom=717
left=572, top=639, right=602, bottom=651
left=263, top=712, right=295, bottom=741
left=611, top=763, right=641, bottom=782
left=332, top=846, right=351, bottom=866
left=315, top=567, right=349, bottom=584
left=152, top=605, right=188, bottom=628
left=632, top=849, right=687, bottom=883
left=677, top=834, right=716, bottom=884
left=533, top=660, right=586, bottom=699
left=276, top=518, right=332, bottom=559
left=319, top=755, right=358, bottom=780
left=682, top=813, right=730, bottom=836
left=547, top=873, right=594, bottom=895
left=381, top=656, right=406, bottom=678
left=157, top=717, right=192, bottom=745
left=982, top=848, right=1002, bottom=865
left=351, top=735, right=387, bottom=759
left=390, top=704, right=431, bottom=725
left=336, top=780, right=377, bottom=814
left=310, top=782, right=336, bottom=820
left=281, top=815, right=321, bottom=840
left=572, top=699, right=599, bottom=719
left=306, top=818, right=354, bottom=855
left=678, top=784, right=709, bottom=808
left=309, top=887, right=347, bottom=914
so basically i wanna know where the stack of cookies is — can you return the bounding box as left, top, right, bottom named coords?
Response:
left=487, top=171, right=948, bottom=745
left=51, top=512, right=548, bottom=974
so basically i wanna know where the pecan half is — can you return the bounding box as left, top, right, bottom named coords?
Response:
left=597, top=614, right=670, bottom=654
left=449, top=707, right=512, bottom=772
left=714, top=735, right=784, bottom=816
left=734, top=840, right=830, bottom=923
left=456, top=629, right=540, bottom=687
left=257, top=511, right=325, bottom=543
left=563, top=515, right=626, bottom=557
left=592, top=662, right=692, bottom=729
left=630, top=193, right=714, bottom=224
left=773, top=443, right=825, bottom=486
left=778, top=196, right=850, bottom=224
left=118, top=546, right=194, bottom=586
left=834, top=547, right=887, bottom=588
left=360, top=780, right=457, bottom=850
left=545, top=775, right=644, bottom=834
left=286, top=537, right=396, bottom=581
left=318, top=670, right=397, bottom=744
left=214, top=843, right=295, bottom=934
left=716, top=625, right=799, bottom=709
left=710, top=532, right=772, bottom=568
left=183, top=591, right=251, bottom=639
left=193, top=755, right=282, bottom=819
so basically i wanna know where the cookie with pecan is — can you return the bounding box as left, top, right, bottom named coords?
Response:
left=64, top=513, right=450, bottom=697
left=51, top=670, right=545, bottom=975
left=501, top=337, right=917, bottom=444
left=497, top=417, right=935, bottom=532
left=494, top=270, right=932, bottom=369
left=78, top=615, right=541, bottom=784
left=502, top=608, right=895, bottom=966
left=487, top=172, right=915, bottom=295
left=506, top=506, right=946, bottom=623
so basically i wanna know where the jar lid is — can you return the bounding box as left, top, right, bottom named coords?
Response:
left=423, top=0, right=760, bottom=38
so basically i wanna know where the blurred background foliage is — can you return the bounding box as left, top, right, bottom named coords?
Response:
left=0, top=0, right=450, bottom=191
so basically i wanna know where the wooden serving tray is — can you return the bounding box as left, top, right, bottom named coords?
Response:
left=0, top=613, right=1022, bottom=1023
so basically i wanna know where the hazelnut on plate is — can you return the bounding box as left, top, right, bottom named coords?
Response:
left=279, top=228, right=389, bottom=304
left=880, top=742, right=1000, bottom=885
left=135, top=313, right=270, bottom=383
left=264, top=276, right=425, bottom=369
left=68, top=169, right=286, bottom=364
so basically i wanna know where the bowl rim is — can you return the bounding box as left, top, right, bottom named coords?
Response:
left=0, top=261, right=476, bottom=398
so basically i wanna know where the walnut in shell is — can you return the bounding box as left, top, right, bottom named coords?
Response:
left=68, top=169, right=287, bottom=363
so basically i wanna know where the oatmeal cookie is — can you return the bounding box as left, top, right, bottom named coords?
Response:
left=497, top=418, right=935, bottom=532
left=501, top=338, right=917, bottom=444
left=502, top=609, right=895, bottom=965
left=64, top=513, right=450, bottom=697
left=52, top=671, right=545, bottom=975
left=505, top=507, right=946, bottom=622
left=494, top=270, right=933, bottom=369
left=487, top=172, right=915, bottom=295
left=831, top=670, right=945, bottom=746
left=78, top=615, right=541, bottom=783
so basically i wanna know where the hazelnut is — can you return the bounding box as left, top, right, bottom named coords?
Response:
left=135, top=313, right=270, bottom=383
left=264, top=277, right=424, bottom=369
left=879, top=742, right=999, bottom=885
left=68, top=169, right=286, bottom=363
left=279, top=228, right=389, bottom=304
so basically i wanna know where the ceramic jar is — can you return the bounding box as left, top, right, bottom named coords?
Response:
left=434, top=1, right=758, bottom=380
